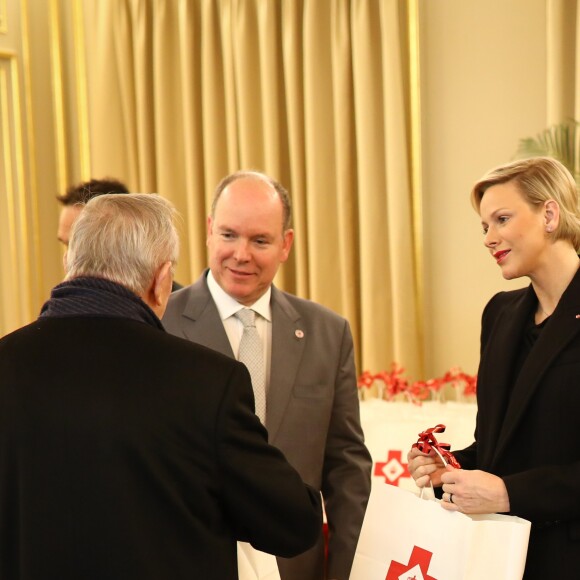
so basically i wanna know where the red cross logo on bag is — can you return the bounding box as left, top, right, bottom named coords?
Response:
left=386, top=546, right=437, bottom=580
left=374, top=450, right=411, bottom=486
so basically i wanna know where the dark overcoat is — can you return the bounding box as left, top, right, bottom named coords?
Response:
left=0, top=315, right=322, bottom=580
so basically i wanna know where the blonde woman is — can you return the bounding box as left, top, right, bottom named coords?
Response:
left=409, top=157, right=580, bottom=579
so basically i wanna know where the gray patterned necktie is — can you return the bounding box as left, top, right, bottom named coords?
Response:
left=235, top=308, right=266, bottom=424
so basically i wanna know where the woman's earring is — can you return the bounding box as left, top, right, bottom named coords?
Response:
left=546, top=226, right=553, bottom=233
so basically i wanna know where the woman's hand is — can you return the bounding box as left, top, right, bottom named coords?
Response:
left=440, top=466, right=510, bottom=514
left=407, top=446, right=446, bottom=489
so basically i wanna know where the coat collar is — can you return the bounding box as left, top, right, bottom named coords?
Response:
left=179, top=272, right=234, bottom=357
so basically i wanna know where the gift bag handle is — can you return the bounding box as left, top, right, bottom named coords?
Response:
left=413, top=424, right=461, bottom=500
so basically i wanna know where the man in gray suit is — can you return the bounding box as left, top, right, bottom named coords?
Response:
left=162, top=171, right=372, bottom=580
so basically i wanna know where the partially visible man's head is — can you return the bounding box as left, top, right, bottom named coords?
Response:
left=207, top=171, right=294, bottom=306
left=57, top=178, right=129, bottom=246
left=211, top=171, right=293, bottom=231
left=65, top=194, right=179, bottom=299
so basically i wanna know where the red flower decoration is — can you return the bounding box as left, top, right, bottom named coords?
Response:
left=357, top=363, right=477, bottom=403
left=357, top=370, right=375, bottom=389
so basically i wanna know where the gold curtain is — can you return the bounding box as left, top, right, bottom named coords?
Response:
left=547, top=0, right=580, bottom=123
left=11, top=0, right=420, bottom=376
left=0, top=1, right=47, bottom=340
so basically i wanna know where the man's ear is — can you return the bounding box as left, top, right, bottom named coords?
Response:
left=206, top=215, right=213, bottom=246
left=153, top=261, right=173, bottom=306
left=280, top=229, right=294, bottom=263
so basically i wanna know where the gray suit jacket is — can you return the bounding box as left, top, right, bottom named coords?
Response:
left=163, top=272, right=372, bottom=580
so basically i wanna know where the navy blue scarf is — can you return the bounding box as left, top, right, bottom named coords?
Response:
left=40, top=276, right=164, bottom=331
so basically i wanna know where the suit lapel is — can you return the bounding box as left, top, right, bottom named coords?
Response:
left=493, top=269, right=580, bottom=465
left=477, top=287, right=534, bottom=467
left=176, top=278, right=306, bottom=441
left=179, top=274, right=234, bottom=358
left=266, top=287, right=306, bottom=442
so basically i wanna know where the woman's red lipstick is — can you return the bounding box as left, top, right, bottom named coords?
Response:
left=493, top=249, right=510, bottom=263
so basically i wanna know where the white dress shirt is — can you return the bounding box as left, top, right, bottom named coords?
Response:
left=207, top=270, right=272, bottom=390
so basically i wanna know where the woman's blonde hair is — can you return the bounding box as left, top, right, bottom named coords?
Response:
left=471, top=156, right=580, bottom=250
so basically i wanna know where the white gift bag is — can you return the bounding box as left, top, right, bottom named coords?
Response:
left=360, top=400, right=477, bottom=492
left=237, top=542, right=281, bottom=580
left=351, top=482, right=531, bottom=580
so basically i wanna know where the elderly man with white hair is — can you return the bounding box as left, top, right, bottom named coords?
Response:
left=0, top=193, right=321, bottom=580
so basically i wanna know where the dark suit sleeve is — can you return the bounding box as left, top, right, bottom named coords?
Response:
left=321, top=320, right=372, bottom=579
left=215, top=363, right=323, bottom=558
left=451, top=294, right=502, bottom=470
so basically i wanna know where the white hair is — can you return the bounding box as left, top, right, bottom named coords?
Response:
left=65, top=193, right=179, bottom=295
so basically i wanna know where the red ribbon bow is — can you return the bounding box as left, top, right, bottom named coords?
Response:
left=412, top=424, right=461, bottom=469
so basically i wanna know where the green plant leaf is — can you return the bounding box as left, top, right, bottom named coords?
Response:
left=515, top=120, right=580, bottom=181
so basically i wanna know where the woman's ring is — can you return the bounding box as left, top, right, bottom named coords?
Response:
left=449, top=493, right=454, bottom=504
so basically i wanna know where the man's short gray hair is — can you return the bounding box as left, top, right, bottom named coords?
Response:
left=65, top=194, right=179, bottom=295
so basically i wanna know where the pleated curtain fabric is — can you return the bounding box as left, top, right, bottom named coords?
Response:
left=81, top=0, right=423, bottom=378
left=235, top=308, right=267, bottom=424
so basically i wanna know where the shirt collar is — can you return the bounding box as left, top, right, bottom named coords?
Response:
left=207, top=270, right=272, bottom=322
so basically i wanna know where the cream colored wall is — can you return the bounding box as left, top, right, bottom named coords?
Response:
left=420, top=0, right=547, bottom=377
